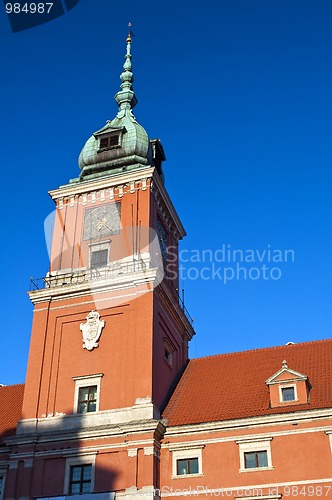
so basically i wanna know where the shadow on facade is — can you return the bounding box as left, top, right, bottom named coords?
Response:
left=3, top=410, right=123, bottom=500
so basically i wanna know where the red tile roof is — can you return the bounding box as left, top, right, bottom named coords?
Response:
left=0, top=384, right=24, bottom=442
left=163, top=339, right=332, bottom=426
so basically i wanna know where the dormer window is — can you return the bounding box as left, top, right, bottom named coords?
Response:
left=281, top=386, right=296, bottom=402
left=98, top=133, right=120, bottom=151
left=92, top=123, right=125, bottom=158
left=265, top=359, right=311, bottom=408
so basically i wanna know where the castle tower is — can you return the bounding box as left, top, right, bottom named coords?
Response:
left=5, top=32, right=195, bottom=500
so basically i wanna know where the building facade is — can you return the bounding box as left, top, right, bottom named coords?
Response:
left=0, top=34, right=331, bottom=500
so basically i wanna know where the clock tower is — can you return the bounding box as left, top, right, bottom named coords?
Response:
left=5, top=32, right=195, bottom=500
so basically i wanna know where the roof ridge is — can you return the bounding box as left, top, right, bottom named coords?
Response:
left=0, top=383, right=25, bottom=389
left=190, top=337, right=332, bottom=362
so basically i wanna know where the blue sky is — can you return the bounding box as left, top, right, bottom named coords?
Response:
left=1, top=0, right=331, bottom=384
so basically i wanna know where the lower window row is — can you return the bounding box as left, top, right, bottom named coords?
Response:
left=66, top=451, right=268, bottom=494
left=68, top=453, right=268, bottom=493
left=0, top=446, right=271, bottom=497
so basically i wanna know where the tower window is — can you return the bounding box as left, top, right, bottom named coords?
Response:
left=108, top=134, right=120, bottom=146
left=281, top=386, right=295, bottom=402
left=98, top=134, right=120, bottom=151
left=73, top=373, right=103, bottom=414
left=100, top=137, right=109, bottom=149
left=244, top=451, right=268, bottom=469
left=164, top=338, right=175, bottom=367
left=164, top=346, right=173, bottom=365
left=77, top=386, right=97, bottom=413
left=69, top=464, right=92, bottom=494
left=91, top=249, right=108, bottom=269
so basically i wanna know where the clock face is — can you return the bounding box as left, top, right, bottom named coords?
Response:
left=83, top=203, right=121, bottom=240
left=156, top=220, right=168, bottom=260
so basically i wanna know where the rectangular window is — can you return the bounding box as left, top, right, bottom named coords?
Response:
left=108, top=134, right=119, bottom=147
left=244, top=451, right=268, bottom=469
left=91, top=249, right=108, bottom=268
left=100, top=137, right=109, bottom=149
left=0, top=476, right=3, bottom=499
left=99, top=134, right=120, bottom=151
left=69, top=464, right=92, bottom=494
left=237, top=438, right=272, bottom=472
left=77, top=386, right=97, bottom=413
left=281, top=386, right=295, bottom=401
left=176, top=458, right=199, bottom=475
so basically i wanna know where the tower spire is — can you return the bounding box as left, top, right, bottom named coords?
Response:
left=78, top=24, right=163, bottom=181
left=115, top=23, right=138, bottom=117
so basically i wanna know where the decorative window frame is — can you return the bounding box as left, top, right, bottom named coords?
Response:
left=89, top=240, right=111, bottom=269
left=169, top=444, right=204, bottom=479
left=279, top=384, right=298, bottom=403
left=63, top=453, right=97, bottom=495
left=73, top=373, right=103, bottom=414
left=236, top=438, right=273, bottom=473
left=0, top=468, right=6, bottom=500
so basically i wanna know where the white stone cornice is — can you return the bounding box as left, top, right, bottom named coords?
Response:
left=12, top=437, right=162, bottom=459
left=14, top=405, right=163, bottom=440
left=49, top=167, right=156, bottom=200
left=55, top=182, right=146, bottom=208
left=8, top=419, right=166, bottom=449
left=7, top=452, right=34, bottom=462
left=164, top=407, right=332, bottom=437
left=162, top=424, right=332, bottom=454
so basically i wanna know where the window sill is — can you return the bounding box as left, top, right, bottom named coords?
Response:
left=75, top=410, right=99, bottom=416
left=171, top=473, right=204, bottom=480
left=97, top=145, right=121, bottom=153
left=239, top=466, right=274, bottom=473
